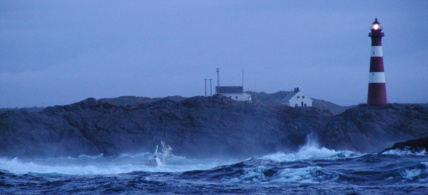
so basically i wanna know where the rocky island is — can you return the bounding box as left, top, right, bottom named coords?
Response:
left=0, top=92, right=427, bottom=159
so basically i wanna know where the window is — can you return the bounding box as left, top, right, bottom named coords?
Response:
left=304, top=104, right=307, bottom=107
left=302, top=96, right=305, bottom=99
left=235, top=96, right=238, bottom=99
left=297, top=96, right=300, bottom=99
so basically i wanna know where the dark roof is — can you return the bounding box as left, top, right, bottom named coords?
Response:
left=216, top=86, right=243, bottom=93
left=281, top=91, right=298, bottom=101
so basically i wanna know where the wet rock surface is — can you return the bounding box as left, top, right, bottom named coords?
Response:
left=381, top=136, right=428, bottom=154
left=0, top=95, right=427, bottom=159
left=318, top=103, right=428, bottom=153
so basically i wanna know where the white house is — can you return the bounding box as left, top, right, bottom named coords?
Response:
left=216, top=86, right=252, bottom=102
left=281, top=88, right=313, bottom=107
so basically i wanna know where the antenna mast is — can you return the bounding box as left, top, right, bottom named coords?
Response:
left=209, top=79, right=212, bottom=96
left=242, top=68, right=244, bottom=90
left=216, top=68, right=220, bottom=94
left=204, top=79, right=207, bottom=97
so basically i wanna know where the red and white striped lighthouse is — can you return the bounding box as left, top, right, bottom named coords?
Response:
left=367, top=18, right=387, bottom=105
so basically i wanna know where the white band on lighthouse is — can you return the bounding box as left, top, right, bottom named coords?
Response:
left=369, top=72, right=386, bottom=83
left=371, top=46, right=383, bottom=57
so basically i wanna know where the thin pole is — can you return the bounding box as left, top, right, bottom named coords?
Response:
left=210, top=79, right=212, bottom=96
left=216, top=68, right=220, bottom=94
left=242, top=68, right=244, bottom=90
left=205, top=79, right=207, bottom=97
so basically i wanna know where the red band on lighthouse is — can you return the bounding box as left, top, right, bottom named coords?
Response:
left=369, top=58, right=384, bottom=72
left=367, top=18, right=387, bottom=105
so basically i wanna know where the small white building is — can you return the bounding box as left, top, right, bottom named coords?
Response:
left=281, top=88, right=313, bottom=107
left=216, top=86, right=252, bottom=102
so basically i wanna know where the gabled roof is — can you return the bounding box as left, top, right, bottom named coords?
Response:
left=216, top=86, right=243, bottom=93
left=281, top=91, right=299, bottom=102
left=281, top=91, right=312, bottom=102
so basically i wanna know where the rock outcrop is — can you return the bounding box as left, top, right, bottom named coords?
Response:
left=318, top=104, right=428, bottom=152
left=0, top=95, right=427, bottom=159
left=381, top=136, right=428, bottom=154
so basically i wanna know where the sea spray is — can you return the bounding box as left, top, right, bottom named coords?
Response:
left=1, top=151, right=428, bottom=194
left=382, top=148, right=428, bottom=156
left=0, top=152, right=229, bottom=175
left=260, top=133, right=359, bottom=162
left=0, top=135, right=427, bottom=194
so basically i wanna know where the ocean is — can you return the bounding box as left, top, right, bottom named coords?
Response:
left=1, top=143, right=427, bottom=194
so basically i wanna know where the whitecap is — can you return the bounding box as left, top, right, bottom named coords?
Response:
left=276, top=166, right=337, bottom=183
left=0, top=157, right=143, bottom=175
left=221, top=165, right=269, bottom=184
left=77, top=153, right=104, bottom=159
left=260, top=145, right=358, bottom=162
left=220, top=164, right=337, bottom=184
left=401, top=169, right=422, bottom=180
left=0, top=154, right=231, bottom=175
left=382, top=148, right=427, bottom=156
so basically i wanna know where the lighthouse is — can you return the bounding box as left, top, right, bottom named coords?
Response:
left=367, top=18, right=387, bottom=105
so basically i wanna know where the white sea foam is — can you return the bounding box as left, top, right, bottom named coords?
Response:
left=382, top=148, right=427, bottom=156
left=0, top=152, right=229, bottom=175
left=0, top=157, right=145, bottom=175
left=223, top=165, right=337, bottom=184
left=401, top=161, right=428, bottom=181
left=272, top=166, right=337, bottom=183
left=260, top=141, right=357, bottom=162
left=77, top=153, right=105, bottom=159
left=239, top=166, right=268, bottom=183
left=401, top=169, right=422, bottom=180
left=221, top=165, right=270, bottom=184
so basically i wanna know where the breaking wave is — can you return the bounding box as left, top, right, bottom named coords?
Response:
left=382, top=148, right=427, bottom=156
left=260, top=146, right=358, bottom=162
left=0, top=152, right=224, bottom=175
left=1, top=138, right=427, bottom=194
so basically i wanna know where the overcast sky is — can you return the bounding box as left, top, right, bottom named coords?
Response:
left=1, top=1, right=427, bottom=107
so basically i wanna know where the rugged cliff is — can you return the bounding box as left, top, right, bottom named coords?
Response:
left=381, top=136, right=428, bottom=154
left=319, top=104, right=428, bottom=152
left=0, top=95, right=427, bottom=159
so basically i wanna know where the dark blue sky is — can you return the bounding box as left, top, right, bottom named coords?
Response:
left=1, top=1, right=427, bottom=107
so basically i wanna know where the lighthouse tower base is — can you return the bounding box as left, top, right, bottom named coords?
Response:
left=367, top=83, right=387, bottom=105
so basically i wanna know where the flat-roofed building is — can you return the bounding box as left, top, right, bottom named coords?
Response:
left=216, top=86, right=252, bottom=102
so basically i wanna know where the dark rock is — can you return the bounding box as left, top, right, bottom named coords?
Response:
left=1, top=96, right=428, bottom=159
left=318, top=103, right=428, bottom=153
left=99, top=95, right=186, bottom=108
left=381, top=136, right=428, bottom=154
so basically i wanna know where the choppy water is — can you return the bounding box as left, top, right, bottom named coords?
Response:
left=1, top=144, right=427, bottom=194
